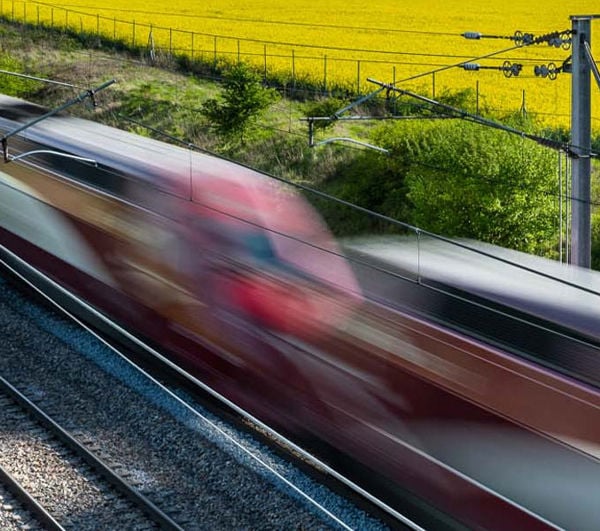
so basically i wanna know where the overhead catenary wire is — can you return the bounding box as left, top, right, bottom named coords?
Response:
left=333, top=40, right=544, bottom=118
left=116, top=112, right=600, bottom=212
left=368, top=78, right=600, bottom=158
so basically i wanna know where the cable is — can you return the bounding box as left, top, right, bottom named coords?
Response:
left=362, top=79, right=600, bottom=158
left=395, top=42, right=541, bottom=85
left=333, top=40, right=545, bottom=118
left=116, top=111, right=600, bottom=208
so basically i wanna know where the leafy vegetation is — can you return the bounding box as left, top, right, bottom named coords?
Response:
left=200, top=64, right=279, bottom=141
left=315, top=118, right=562, bottom=256
left=0, top=51, right=38, bottom=96
left=376, top=120, right=558, bottom=255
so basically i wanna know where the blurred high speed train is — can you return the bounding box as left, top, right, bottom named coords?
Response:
left=2, top=93, right=600, bottom=530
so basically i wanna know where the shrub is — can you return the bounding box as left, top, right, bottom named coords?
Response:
left=200, top=63, right=279, bottom=141
left=362, top=119, right=559, bottom=255
left=0, top=52, right=38, bottom=96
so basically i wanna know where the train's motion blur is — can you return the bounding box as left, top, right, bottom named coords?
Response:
left=1, top=93, right=600, bottom=530
left=344, top=234, right=600, bottom=388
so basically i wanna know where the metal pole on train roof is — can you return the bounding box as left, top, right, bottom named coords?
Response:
left=570, top=15, right=599, bottom=268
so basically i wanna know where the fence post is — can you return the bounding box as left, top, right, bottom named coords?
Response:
left=22, top=1, right=24, bottom=23
left=393, top=66, right=397, bottom=114
left=37, top=5, right=39, bottom=25
left=323, top=55, right=327, bottom=95
left=191, top=32, right=194, bottom=60
left=11, top=0, right=14, bottom=21
left=132, top=20, right=135, bottom=47
left=432, top=71, right=436, bottom=98
left=263, top=44, right=267, bottom=81
left=113, top=16, right=116, bottom=39
left=51, top=7, right=53, bottom=27
left=292, top=50, right=296, bottom=91
left=213, top=36, right=217, bottom=67
left=237, top=39, right=240, bottom=64
left=96, top=13, right=99, bottom=36
left=169, top=28, right=172, bottom=55
left=65, top=9, right=68, bottom=30
left=356, top=60, right=361, bottom=95
left=148, top=25, right=156, bottom=64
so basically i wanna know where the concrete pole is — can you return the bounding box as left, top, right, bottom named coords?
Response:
left=570, top=16, right=592, bottom=267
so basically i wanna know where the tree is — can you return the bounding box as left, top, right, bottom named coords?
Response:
left=201, top=63, right=278, bottom=140
left=370, top=119, right=558, bottom=255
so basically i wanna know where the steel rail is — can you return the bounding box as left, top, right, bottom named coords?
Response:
left=0, top=461, right=65, bottom=531
left=0, top=373, right=184, bottom=531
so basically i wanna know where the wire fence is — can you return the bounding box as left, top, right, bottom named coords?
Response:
left=0, top=0, right=546, bottom=112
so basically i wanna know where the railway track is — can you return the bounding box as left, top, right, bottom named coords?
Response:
left=0, top=259, right=399, bottom=530
left=0, top=375, right=178, bottom=530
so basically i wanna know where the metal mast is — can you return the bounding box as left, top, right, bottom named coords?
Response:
left=570, top=15, right=599, bottom=267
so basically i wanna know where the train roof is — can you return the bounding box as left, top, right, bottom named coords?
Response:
left=344, top=235, right=600, bottom=338
left=0, top=94, right=272, bottom=200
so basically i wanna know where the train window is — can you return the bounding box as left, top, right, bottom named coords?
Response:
left=244, top=232, right=276, bottom=262
left=240, top=230, right=315, bottom=282
left=199, top=219, right=283, bottom=270
left=20, top=140, right=129, bottom=197
left=1, top=132, right=139, bottom=199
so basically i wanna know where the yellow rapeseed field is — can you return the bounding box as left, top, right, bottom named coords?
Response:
left=2, top=0, right=599, bottom=128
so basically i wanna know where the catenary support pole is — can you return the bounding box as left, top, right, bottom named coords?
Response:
left=570, top=16, right=593, bottom=267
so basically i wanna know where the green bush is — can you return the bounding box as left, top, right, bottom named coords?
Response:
left=592, top=211, right=600, bottom=271
left=372, top=119, right=558, bottom=254
left=313, top=148, right=410, bottom=236
left=201, top=63, right=279, bottom=141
